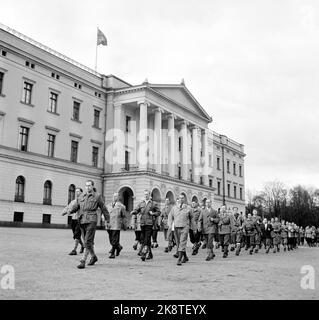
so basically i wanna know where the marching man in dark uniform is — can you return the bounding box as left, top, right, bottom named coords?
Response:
left=106, top=192, right=126, bottom=259
left=243, top=213, right=257, bottom=254
left=189, top=201, right=202, bottom=255
left=159, top=198, right=173, bottom=252
left=70, top=180, right=109, bottom=269
left=252, top=209, right=262, bottom=253
left=230, top=207, right=245, bottom=256
left=272, top=217, right=282, bottom=253
left=198, top=199, right=219, bottom=261
left=261, top=218, right=273, bottom=253
left=218, top=205, right=232, bottom=258
left=168, top=194, right=197, bottom=266
left=130, top=190, right=160, bottom=261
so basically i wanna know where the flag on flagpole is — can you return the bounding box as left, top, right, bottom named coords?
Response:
left=97, top=28, right=107, bottom=46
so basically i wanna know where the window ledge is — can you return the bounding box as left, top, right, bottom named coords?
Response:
left=91, top=125, right=101, bottom=130
left=47, top=110, right=60, bottom=116
left=20, top=101, right=34, bottom=107
left=71, top=118, right=82, bottom=124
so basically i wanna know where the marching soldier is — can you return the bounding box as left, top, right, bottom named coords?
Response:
left=189, top=201, right=202, bottom=255
left=106, top=193, right=126, bottom=259
left=168, top=194, right=197, bottom=266
left=70, top=180, right=109, bottom=269
left=198, top=199, right=219, bottom=261
left=131, top=211, right=142, bottom=253
left=159, top=198, right=173, bottom=252
left=230, top=207, right=245, bottom=256
left=243, top=213, right=257, bottom=254
left=252, top=209, right=262, bottom=253
left=218, top=205, right=232, bottom=258
left=280, top=220, right=288, bottom=251
left=261, top=218, right=273, bottom=253
left=272, top=217, right=282, bottom=253
left=130, top=190, right=160, bottom=261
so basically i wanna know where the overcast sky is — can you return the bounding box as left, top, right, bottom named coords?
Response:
left=1, top=0, right=318, bottom=192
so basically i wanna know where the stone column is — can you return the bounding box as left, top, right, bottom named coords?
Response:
left=113, top=103, right=125, bottom=172
left=138, top=100, right=149, bottom=170
left=154, top=108, right=162, bottom=174
left=202, top=128, right=209, bottom=185
left=191, top=125, right=201, bottom=184
left=167, top=114, right=176, bottom=178
left=181, top=120, right=189, bottom=180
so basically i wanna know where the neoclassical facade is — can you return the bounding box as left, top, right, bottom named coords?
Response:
left=0, top=23, right=245, bottom=226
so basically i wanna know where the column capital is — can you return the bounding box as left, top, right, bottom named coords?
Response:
left=167, top=113, right=177, bottom=120
left=137, top=100, right=150, bottom=107
left=155, top=107, right=164, bottom=113
left=113, top=102, right=122, bottom=109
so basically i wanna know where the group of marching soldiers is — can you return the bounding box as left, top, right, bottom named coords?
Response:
left=62, top=181, right=318, bottom=269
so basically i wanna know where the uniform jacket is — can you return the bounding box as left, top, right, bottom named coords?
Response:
left=243, top=218, right=257, bottom=235
left=159, top=204, right=172, bottom=230
left=106, top=201, right=126, bottom=230
left=72, top=192, right=109, bottom=224
left=130, top=212, right=142, bottom=231
left=218, top=212, right=231, bottom=235
left=230, top=214, right=244, bottom=233
left=252, top=215, right=262, bottom=233
left=62, top=199, right=79, bottom=220
left=168, top=203, right=197, bottom=230
left=191, top=207, right=202, bottom=225
left=131, top=199, right=160, bottom=226
left=281, top=225, right=288, bottom=238
left=272, top=221, right=282, bottom=234
left=287, top=225, right=295, bottom=238
left=198, top=207, right=219, bottom=234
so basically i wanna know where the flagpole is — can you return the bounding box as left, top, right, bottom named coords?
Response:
left=95, top=27, right=98, bottom=71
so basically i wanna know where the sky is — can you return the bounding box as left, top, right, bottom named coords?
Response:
left=1, top=0, right=319, bottom=192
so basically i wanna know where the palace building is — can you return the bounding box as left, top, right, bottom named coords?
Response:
left=0, top=23, right=245, bottom=227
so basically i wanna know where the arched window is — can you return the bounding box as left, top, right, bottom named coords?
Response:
left=15, top=176, right=25, bottom=202
left=43, top=180, right=52, bottom=205
left=68, top=184, right=75, bottom=204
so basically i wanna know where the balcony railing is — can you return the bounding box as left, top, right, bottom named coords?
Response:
left=43, top=198, right=52, bottom=205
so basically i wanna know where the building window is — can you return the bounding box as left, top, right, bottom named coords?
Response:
left=200, top=176, right=203, bottom=185
left=68, top=184, right=75, bottom=204
left=217, top=181, right=221, bottom=195
left=43, top=180, right=52, bottom=205
left=233, top=163, right=236, bottom=176
left=209, top=154, right=212, bottom=167
left=178, top=137, right=182, bottom=152
left=1, top=50, right=7, bottom=57
left=0, top=72, right=4, bottom=95
left=94, top=109, right=100, bottom=128
left=15, top=176, right=25, bottom=202
left=92, top=146, right=99, bottom=167
left=227, top=160, right=230, bottom=173
left=178, top=165, right=181, bottom=179
left=125, top=116, right=131, bottom=132
left=239, top=165, right=243, bottom=177
left=125, top=150, right=129, bottom=170
left=13, top=212, right=24, bottom=222
left=234, top=186, right=237, bottom=199
left=240, top=187, right=243, bottom=200
left=209, top=179, right=213, bottom=187
left=70, top=140, right=78, bottom=163
left=47, top=134, right=55, bottom=157
left=22, top=81, right=33, bottom=104
left=49, top=92, right=58, bottom=113
left=217, top=157, right=220, bottom=170
left=227, top=183, right=230, bottom=197
left=19, top=126, right=29, bottom=151
left=72, top=101, right=80, bottom=121
left=42, top=214, right=51, bottom=224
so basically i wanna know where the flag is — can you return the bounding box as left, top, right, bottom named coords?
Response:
left=97, top=28, right=107, bottom=46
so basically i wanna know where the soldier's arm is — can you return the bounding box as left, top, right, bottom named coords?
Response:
left=197, top=212, right=203, bottom=232
left=98, top=195, right=110, bottom=223
left=68, top=198, right=80, bottom=214
left=167, top=209, right=174, bottom=229
left=131, top=202, right=140, bottom=215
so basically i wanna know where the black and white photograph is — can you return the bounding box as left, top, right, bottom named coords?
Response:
left=0, top=0, right=319, bottom=307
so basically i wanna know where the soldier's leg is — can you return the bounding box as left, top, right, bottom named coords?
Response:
left=235, top=232, right=242, bottom=256
left=206, top=233, right=214, bottom=261
left=230, top=233, right=236, bottom=251
left=223, top=234, right=230, bottom=258
left=180, top=229, right=189, bottom=263
left=173, top=229, right=180, bottom=258
left=254, top=233, right=260, bottom=253
left=249, top=234, right=255, bottom=254
left=85, top=222, right=98, bottom=266
left=145, top=225, right=153, bottom=260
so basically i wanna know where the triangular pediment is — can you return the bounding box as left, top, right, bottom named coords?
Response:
left=149, top=85, right=211, bottom=122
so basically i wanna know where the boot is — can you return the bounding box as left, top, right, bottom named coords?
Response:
left=201, top=243, right=207, bottom=249
left=223, top=246, right=228, bottom=258
left=249, top=247, right=254, bottom=254
left=230, top=245, right=235, bottom=252
left=109, top=246, right=115, bottom=259
left=133, top=241, right=138, bottom=250
left=266, top=246, right=270, bottom=254
left=77, top=260, right=85, bottom=269
left=87, top=255, right=98, bottom=266
left=146, top=246, right=153, bottom=260
left=69, top=249, right=77, bottom=255
left=137, top=244, right=143, bottom=256
left=164, top=247, right=169, bottom=253
left=181, top=252, right=189, bottom=263
left=153, top=242, right=159, bottom=248
left=277, top=245, right=280, bottom=252
left=177, top=251, right=183, bottom=266
left=116, top=244, right=123, bottom=256
left=235, top=244, right=241, bottom=256
left=173, top=251, right=179, bottom=258
left=206, top=249, right=214, bottom=261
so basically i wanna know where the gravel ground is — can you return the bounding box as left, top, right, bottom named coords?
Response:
left=0, top=227, right=318, bottom=300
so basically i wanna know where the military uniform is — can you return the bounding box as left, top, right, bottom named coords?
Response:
left=243, top=217, right=257, bottom=254
left=131, top=212, right=143, bottom=253
left=252, top=214, right=262, bottom=252
left=189, top=206, right=202, bottom=255
left=280, top=224, right=288, bottom=251
left=131, top=199, right=160, bottom=261
left=168, top=203, right=197, bottom=265
left=218, top=211, right=231, bottom=258
left=106, top=201, right=126, bottom=258
left=261, top=222, right=273, bottom=253
left=198, top=207, right=219, bottom=260
left=272, top=221, right=282, bottom=253
left=230, top=213, right=244, bottom=255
